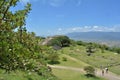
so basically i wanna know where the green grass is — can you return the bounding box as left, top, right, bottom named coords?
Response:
left=51, top=47, right=107, bottom=80
left=1, top=45, right=119, bottom=80
left=52, top=68, right=106, bottom=80
left=109, top=66, right=120, bottom=75
left=57, top=54, right=88, bottom=68
left=60, top=45, right=120, bottom=75
left=0, top=70, right=45, bottom=80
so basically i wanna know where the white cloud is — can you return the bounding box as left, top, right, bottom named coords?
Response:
left=55, top=28, right=65, bottom=35
left=58, top=28, right=62, bottom=31
left=52, top=26, right=120, bottom=35
left=71, top=27, right=80, bottom=31
left=77, top=26, right=120, bottom=32
left=93, top=26, right=99, bottom=29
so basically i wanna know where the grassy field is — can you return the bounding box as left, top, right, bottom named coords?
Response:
left=50, top=45, right=120, bottom=80
left=0, top=70, right=45, bottom=80
left=52, top=68, right=105, bottom=80
left=0, top=45, right=119, bottom=80
left=51, top=50, right=107, bottom=80
left=59, top=45, right=120, bottom=75
left=57, top=54, right=88, bottom=68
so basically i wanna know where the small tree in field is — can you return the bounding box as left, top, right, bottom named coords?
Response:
left=86, top=43, right=96, bottom=56
left=84, top=66, right=95, bottom=77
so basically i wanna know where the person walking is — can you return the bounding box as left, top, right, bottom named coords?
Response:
left=105, top=67, right=108, bottom=73
left=102, top=69, right=104, bottom=76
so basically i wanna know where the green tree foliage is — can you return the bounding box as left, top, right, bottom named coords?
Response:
left=0, top=0, right=31, bottom=72
left=0, top=0, right=58, bottom=79
left=109, top=47, right=120, bottom=54
left=84, top=66, right=95, bottom=77
left=99, top=44, right=109, bottom=53
left=49, top=36, right=71, bottom=47
left=86, top=43, right=96, bottom=56
left=76, top=41, right=87, bottom=46
left=76, top=40, right=120, bottom=55
left=42, top=46, right=60, bottom=64
left=62, top=57, right=67, bottom=61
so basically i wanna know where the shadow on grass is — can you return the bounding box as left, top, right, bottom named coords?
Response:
left=48, top=61, right=60, bottom=65
left=84, top=74, right=96, bottom=78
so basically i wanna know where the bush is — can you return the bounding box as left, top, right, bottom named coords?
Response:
left=84, top=66, right=95, bottom=77
left=62, top=57, right=67, bottom=61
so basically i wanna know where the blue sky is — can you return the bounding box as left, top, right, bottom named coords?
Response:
left=19, top=0, right=120, bottom=36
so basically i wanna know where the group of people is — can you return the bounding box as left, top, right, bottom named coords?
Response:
left=102, top=67, right=108, bottom=76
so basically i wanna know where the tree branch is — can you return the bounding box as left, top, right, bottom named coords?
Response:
left=2, top=0, right=14, bottom=20
left=0, top=0, right=5, bottom=10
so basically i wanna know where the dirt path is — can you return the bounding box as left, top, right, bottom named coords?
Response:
left=48, top=65, right=84, bottom=72
left=48, top=55, right=120, bottom=80
left=48, top=65, right=120, bottom=80
left=41, top=37, right=53, bottom=45
left=96, top=69, right=120, bottom=80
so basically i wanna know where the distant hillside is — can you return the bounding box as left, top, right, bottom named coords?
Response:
left=66, top=32, right=120, bottom=47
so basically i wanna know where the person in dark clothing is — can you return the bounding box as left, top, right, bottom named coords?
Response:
left=102, top=69, right=104, bottom=76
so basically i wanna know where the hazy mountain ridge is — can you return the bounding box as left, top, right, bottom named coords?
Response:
left=66, top=32, right=120, bottom=47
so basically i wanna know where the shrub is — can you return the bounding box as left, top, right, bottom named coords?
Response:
left=62, top=57, right=67, bottom=61
left=84, top=66, right=95, bottom=77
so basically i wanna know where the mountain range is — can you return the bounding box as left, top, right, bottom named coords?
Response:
left=66, top=32, right=120, bottom=47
